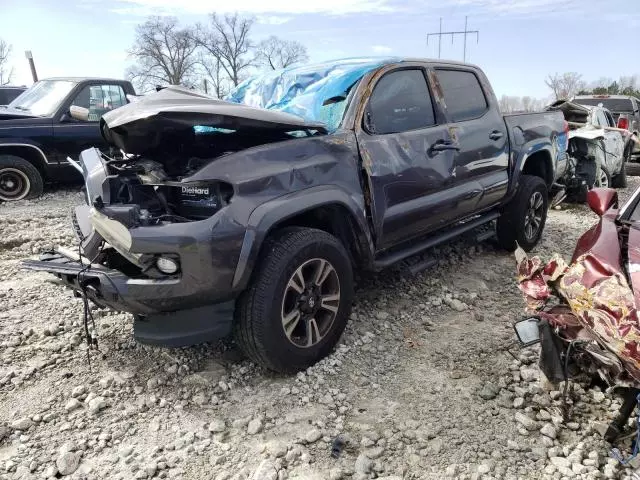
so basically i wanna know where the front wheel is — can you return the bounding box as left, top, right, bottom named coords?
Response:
left=496, top=175, right=548, bottom=252
left=234, top=227, right=354, bottom=373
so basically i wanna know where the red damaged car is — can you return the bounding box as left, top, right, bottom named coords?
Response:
left=515, top=187, right=640, bottom=445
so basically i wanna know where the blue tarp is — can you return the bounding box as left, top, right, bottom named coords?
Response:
left=225, top=57, right=400, bottom=132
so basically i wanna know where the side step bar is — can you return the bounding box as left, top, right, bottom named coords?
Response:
left=373, top=211, right=500, bottom=271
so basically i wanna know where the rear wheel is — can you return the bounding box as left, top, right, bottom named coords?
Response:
left=0, top=155, right=44, bottom=201
left=496, top=175, right=548, bottom=252
left=235, top=228, right=354, bottom=373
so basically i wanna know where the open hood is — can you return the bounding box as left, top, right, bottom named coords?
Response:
left=100, top=86, right=328, bottom=155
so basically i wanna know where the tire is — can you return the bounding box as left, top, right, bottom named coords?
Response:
left=496, top=175, right=548, bottom=252
left=594, top=165, right=611, bottom=188
left=0, top=155, right=44, bottom=201
left=234, top=227, right=354, bottom=373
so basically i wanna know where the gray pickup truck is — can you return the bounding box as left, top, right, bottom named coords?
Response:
left=23, top=58, right=568, bottom=372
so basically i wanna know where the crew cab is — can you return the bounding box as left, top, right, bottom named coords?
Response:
left=23, top=58, right=568, bottom=372
left=0, top=77, right=135, bottom=201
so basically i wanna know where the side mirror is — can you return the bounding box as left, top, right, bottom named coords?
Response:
left=69, top=105, right=89, bottom=122
left=514, top=317, right=541, bottom=347
left=587, top=188, right=618, bottom=216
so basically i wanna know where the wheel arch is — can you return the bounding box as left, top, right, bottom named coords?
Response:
left=0, top=143, right=49, bottom=178
left=231, top=186, right=374, bottom=292
left=519, top=149, right=553, bottom=188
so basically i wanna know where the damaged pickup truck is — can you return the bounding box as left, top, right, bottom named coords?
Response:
left=546, top=100, right=627, bottom=202
left=23, top=58, right=568, bottom=372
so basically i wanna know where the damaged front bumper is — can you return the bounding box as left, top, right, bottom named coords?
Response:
left=21, top=148, right=247, bottom=346
left=23, top=247, right=236, bottom=346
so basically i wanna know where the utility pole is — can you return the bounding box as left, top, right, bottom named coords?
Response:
left=24, top=50, right=38, bottom=83
left=427, top=16, right=479, bottom=61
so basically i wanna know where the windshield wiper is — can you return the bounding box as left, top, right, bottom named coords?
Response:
left=11, top=106, right=30, bottom=111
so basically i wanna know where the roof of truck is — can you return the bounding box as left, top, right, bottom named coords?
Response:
left=41, top=77, right=130, bottom=83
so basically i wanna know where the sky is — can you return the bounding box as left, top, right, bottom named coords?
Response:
left=1, top=0, right=638, bottom=99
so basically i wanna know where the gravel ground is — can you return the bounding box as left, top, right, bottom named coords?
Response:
left=2, top=180, right=640, bottom=480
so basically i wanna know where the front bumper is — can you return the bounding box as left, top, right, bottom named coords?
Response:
left=22, top=248, right=235, bottom=346
left=21, top=147, right=247, bottom=345
left=22, top=248, right=181, bottom=314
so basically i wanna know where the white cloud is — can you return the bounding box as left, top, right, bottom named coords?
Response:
left=257, top=15, right=293, bottom=25
left=371, top=45, right=392, bottom=54
left=110, top=0, right=393, bottom=16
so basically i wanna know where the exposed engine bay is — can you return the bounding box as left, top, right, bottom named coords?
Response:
left=80, top=86, right=329, bottom=228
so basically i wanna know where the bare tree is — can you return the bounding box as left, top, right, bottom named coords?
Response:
left=499, top=95, right=522, bottom=113
left=0, top=38, right=14, bottom=85
left=127, top=17, right=199, bottom=91
left=545, top=72, right=585, bottom=100
left=255, top=36, right=309, bottom=70
left=198, top=54, right=229, bottom=99
left=521, top=96, right=532, bottom=112
left=196, top=13, right=254, bottom=87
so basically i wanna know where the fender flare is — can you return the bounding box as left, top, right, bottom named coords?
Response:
left=0, top=142, right=50, bottom=166
left=509, top=142, right=554, bottom=197
left=231, top=185, right=373, bottom=291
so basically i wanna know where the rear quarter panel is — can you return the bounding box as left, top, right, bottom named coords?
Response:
left=503, top=111, right=567, bottom=196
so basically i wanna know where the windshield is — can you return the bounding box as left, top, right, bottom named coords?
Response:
left=7, top=80, right=77, bottom=116
left=225, top=57, right=398, bottom=132
left=573, top=97, right=634, bottom=112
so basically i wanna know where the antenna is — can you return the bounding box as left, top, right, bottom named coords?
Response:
left=427, top=16, right=479, bottom=62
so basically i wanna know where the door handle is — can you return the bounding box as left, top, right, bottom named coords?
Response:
left=429, top=140, right=460, bottom=153
left=489, top=130, right=504, bottom=141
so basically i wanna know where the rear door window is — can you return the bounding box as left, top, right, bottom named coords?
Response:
left=434, top=69, right=488, bottom=122
left=366, top=69, right=436, bottom=134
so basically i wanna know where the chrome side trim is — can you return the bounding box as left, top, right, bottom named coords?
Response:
left=0, top=142, right=51, bottom=164
left=66, top=156, right=83, bottom=173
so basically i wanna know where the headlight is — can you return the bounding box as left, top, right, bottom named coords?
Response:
left=156, top=256, right=180, bottom=274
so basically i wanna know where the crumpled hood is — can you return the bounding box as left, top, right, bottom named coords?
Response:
left=100, top=86, right=327, bottom=155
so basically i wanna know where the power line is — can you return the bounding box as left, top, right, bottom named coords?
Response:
left=427, top=16, right=479, bottom=62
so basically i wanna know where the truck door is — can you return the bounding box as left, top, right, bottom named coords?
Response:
left=52, top=83, right=128, bottom=162
left=355, top=67, right=459, bottom=250
left=430, top=67, right=509, bottom=216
